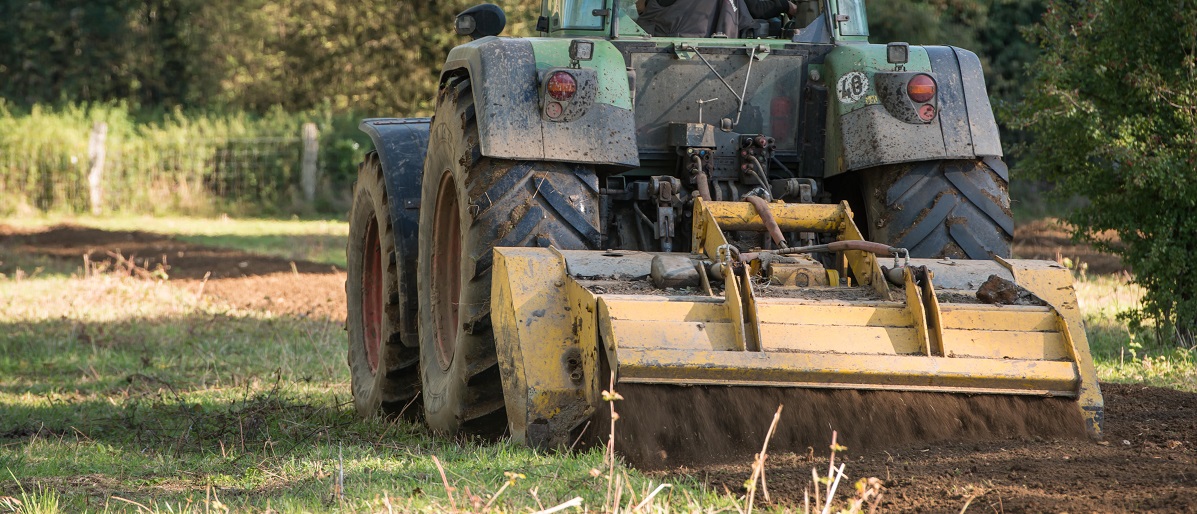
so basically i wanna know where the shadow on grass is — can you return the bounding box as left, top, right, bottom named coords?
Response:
left=0, top=381, right=355, bottom=462
left=0, top=308, right=357, bottom=452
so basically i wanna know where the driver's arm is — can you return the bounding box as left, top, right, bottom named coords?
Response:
left=743, top=0, right=796, bottom=19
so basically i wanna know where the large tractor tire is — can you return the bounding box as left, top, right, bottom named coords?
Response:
left=861, top=159, right=1012, bottom=259
left=417, top=76, right=601, bottom=436
left=346, top=153, right=422, bottom=418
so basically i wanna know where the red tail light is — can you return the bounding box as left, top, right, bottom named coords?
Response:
left=918, top=104, right=937, bottom=121
left=546, top=71, right=577, bottom=101
left=907, top=74, right=936, bottom=103
left=770, top=96, right=795, bottom=139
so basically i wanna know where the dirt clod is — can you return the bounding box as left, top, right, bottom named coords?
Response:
left=976, top=274, right=1044, bottom=305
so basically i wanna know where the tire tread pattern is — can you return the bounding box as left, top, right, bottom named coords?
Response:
left=865, top=159, right=1012, bottom=260
left=347, top=153, right=421, bottom=419
left=419, top=76, right=599, bottom=435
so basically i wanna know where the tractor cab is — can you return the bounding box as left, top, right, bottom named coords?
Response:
left=537, top=0, right=867, bottom=42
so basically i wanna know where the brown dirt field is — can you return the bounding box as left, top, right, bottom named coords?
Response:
left=1014, top=218, right=1126, bottom=275
left=0, top=224, right=347, bottom=321
left=679, top=383, right=1197, bottom=513
left=5, top=222, right=1193, bottom=511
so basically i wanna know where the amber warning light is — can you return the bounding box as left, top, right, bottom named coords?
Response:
left=907, top=74, right=936, bottom=103
left=546, top=71, right=577, bottom=101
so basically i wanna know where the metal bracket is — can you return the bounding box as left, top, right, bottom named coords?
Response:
left=649, top=176, right=681, bottom=252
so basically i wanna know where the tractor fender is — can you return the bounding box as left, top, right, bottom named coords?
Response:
left=823, top=45, right=1003, bottom=176
left=924, top=46, right=1002, bottom=157
left=358, top=117, right=429, bottom=343
left=439, top=36, right=639, bottom=168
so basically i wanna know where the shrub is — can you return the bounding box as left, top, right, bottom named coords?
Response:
left=1018, top=0, right=1197, bottom=344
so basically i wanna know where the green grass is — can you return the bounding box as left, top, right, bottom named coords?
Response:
left=3, top=216, right=1194, bottom=512
left=0, top=254, right=755, bottom=512
left=1076, top=274, right=1197, bottom=392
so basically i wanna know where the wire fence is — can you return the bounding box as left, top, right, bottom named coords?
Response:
left=0, top=107, right=362, bottom=216
left=1, top=133, right=326, bottom=216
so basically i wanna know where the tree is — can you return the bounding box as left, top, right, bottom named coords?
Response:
left=866, top=0, right=1045, bottom=99
left=0, top=1, right=202, bottom=108
left=1018, top=0, right=1197, bottom=344
left=0, top=0, right=539, bottom=115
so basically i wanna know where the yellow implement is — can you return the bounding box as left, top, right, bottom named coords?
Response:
left=490, top=199, right=1103, bottom=449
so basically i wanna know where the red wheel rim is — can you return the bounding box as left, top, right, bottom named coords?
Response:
left=362, top=217, right=384, bottom=375
left=432, top=172, right=462, bottom=370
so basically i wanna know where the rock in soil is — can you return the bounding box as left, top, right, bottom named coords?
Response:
left=976, top=274, right=1045, bottom=306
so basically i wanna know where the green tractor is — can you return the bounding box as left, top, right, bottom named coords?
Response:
left=347, top=0, right=1026, bottom=447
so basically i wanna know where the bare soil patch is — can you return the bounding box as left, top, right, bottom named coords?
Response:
left=672, top=383, right=1197, bottom=512
left=0, top=224, right=346, bottom=321
left=610, top=385, right=1086, bottom=470
left=1014, top=218, right=1125, bottom=275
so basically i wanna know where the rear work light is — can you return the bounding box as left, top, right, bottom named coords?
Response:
left=907, top=74, right=936, bottom=103
left=546, top=71, right=577, bottom=101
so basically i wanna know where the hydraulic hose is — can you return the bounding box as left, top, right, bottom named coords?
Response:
left=692, top=155, right=712, bottom=202
left=777, top=240, right=898, bottom=257
left=743, top=195, right=787, bottom=248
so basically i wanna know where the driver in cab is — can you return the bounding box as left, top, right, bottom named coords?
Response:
left=634, top=0, right=802, bottom=38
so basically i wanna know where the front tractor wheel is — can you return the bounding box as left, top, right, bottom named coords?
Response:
left=861, top=159, right=1013, bottom=259
left=417, top=75, right=601, bottom=437
left=346, top=154, right=421, bottom=419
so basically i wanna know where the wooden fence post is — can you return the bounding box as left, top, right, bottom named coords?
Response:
left=87, top=121, right=108, bottom=215
left=301, top=122, right=319, bottom=204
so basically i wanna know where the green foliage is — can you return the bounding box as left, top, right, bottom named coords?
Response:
left=0, top=0, right=538, bottom=116
left=0, top=1, right=205, bottom=108
left=867, top=0, right=1044, bottom=99
left=1018, top=0, right=1197, bottom=344
left=0, top=1, right=541, bottom=216
left=0, top=102, right=368, bottom=216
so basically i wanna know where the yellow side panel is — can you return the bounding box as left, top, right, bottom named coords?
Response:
left=491, top=247, right=596, bottom=447
left=759, top=324, right=922, bottom=354
left=1002, top=258, right=1104, bottom=436
left=941, top=330, right=1070, bottom=360
left=939, top=305, right=1058, bottom=332
left=756, top=302, right=912, bottom=327
left=614, top=348, right=1080, bottom=396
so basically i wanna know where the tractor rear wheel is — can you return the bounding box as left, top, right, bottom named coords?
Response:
left=346, top=153, right=422, bottom=419
left=860, top=159, right=1012, bottom=259
left=417, top=75, right=601, bottom=436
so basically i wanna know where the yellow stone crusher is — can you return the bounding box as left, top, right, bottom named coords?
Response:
left=490, top=200, right=1102, bottom=454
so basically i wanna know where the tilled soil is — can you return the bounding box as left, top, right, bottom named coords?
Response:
left=5, top=222, right=1193, bottom=511
left=0, top=224, right=346, bottom=321
left=1013, top=218, right=1125, bottom=275
left=675, top=383, right=1197, bottom=512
